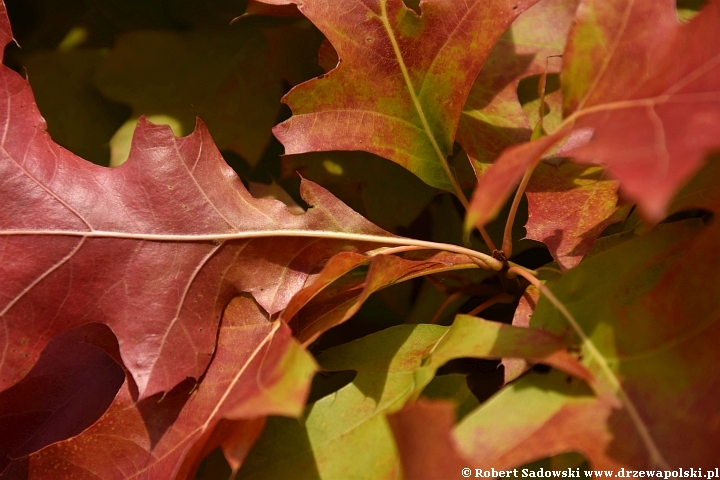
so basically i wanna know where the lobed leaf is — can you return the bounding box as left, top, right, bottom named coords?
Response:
left=468, top=0, right=720, bottom=230
left=525, top=162, right=625, bottom=271
left=239, top=315, right=586, bottom=478
left=460, top=219, right=720, bottom=469
left=257, top=0, right=539, bottom=192
left=0, top=4, right=408, bottom=401
left=457, top=0, right=579, bottom=169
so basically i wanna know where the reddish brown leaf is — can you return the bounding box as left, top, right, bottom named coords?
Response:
left=216, top=418, right=267, bottom=473
left=468, top=0, right=720, bottom=230
left=257, top=0, right=539, bottom=191
left=0, top=14, right=500, bottom=401
left=289, top=251, right=479, bottom=344
left=317, top=39, right=339, bottom=73
left=280, top=251, right=369, bottom=326
left=458, top=0, right=579, bottom=168
left=387, top=399, right=466, bottom=480
left=0, top=3, right=408, bottom=400
left=3, top=295, right=315, bottom=479
left=466, top=128, right=570, bottom=228
left=525, top=162, right=625, bottom=271
left=561, top=0, right=720, bottom=221
left=501, top=285, right=539, bottom=384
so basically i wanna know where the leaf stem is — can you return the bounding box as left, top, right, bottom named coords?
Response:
left=466, top=293, right=514, bottom=317
left=507, top=266, right=670, bottom=469
left=502, top=163, right=537, bottom=257
left=369, top=245, right=429, bottom=256
left=428, top=292, right=464, bottom=325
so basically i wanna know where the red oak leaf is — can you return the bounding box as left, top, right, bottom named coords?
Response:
left=285, top=250, right=480, bottom=344
left=387, top=399, right=466, bottom=480
left=467, top=0, right=720, bottom=231
left=0, top=3, right=426, bottom=401
left=457, top=0, right=579, bottom=169
left=525, top=162, right=626, bottom=271
left=256, top=0, right=539, bottom=193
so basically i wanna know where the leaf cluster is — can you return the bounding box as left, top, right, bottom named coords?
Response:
left=0, top=0, right=719, bottom=478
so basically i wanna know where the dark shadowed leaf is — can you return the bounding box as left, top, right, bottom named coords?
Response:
left=3, top=295, right=315, bottom=479
left=95, top=24, right=323, bottom=165
left=282, top=151, right=438, bottom=231
left=21, top=49, right=130, bottom=165
left=0, top=324, right=124, bottom=473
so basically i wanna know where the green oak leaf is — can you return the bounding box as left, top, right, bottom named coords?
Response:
left=239, top=316, right=583, bottom=479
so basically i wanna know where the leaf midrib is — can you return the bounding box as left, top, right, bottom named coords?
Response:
left=0, top=229, right=502, bottom=269
left=377, top=0, right=462, bottom=196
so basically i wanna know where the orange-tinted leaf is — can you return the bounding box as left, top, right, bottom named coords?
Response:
left=458, top=0, right=579, bottom=168
left=259, top=0, right=539, bottom=191
left=525, top=162, right=625, bottom=271
left=289, top=251, right=478, bottom=344
left=468, top=0, right=720, bottom=231
left=466, top=128, right=570, bottom=228
left=501, top=284, right=539, bottom=384
left=387, top=399, right=466, bottom=479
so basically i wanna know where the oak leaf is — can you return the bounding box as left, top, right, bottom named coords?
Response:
left=256, top=0, right=539, bottom=192
left=240, top=317, right=586, bottom=478
left=0, top=5, right=413, bottom=400
left=457, top=0, right=579, bottom=169
left=525, top=162, right=626, bottom=271
left=467, top=0, right=720, bottom=230
left=449, top=220, right=718, bottom=470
